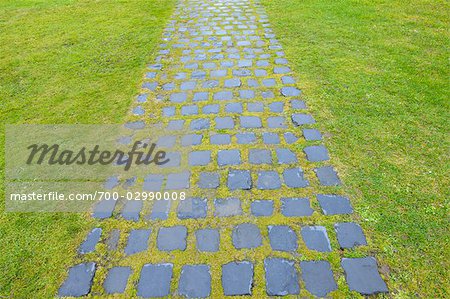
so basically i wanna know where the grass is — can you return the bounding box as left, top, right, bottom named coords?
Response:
left=261, top=0, right=449, bottom=297
left=0, top=0, right=175, bottom=297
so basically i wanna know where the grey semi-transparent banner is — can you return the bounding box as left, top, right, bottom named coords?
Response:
left=5, top=124, right=192, bottom=212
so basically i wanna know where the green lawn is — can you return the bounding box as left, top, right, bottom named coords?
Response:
left=0, top=0, right=175, bottom=297
left=262, top=0, right=449, bottom=297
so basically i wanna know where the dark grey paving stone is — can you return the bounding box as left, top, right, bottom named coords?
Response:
left=167, top=119, right=185, bottom=130
left=181, top=105, right=199, bottom=115
left=178, top=265, right=211, bottom=298
left=283, top=167, right=309, bottom=188
left=175, top=72, right=187, bottom=79
left=92, top=199, right=116, bottom=219
left=255, top=69, right=267, bottom=77
left=301, top=226, right=332, bottom=252
left=215, top=116, right=234, bottom=129
left=304, top=145, right=329, bottom=162
left=181, top=134, right=202, bottom=146
left=281, top=87, right=301, bottom=97
left=335, top=222, right=367, bottom=249
left=247, top=102, right=264, bottom=112
left=177, top=197, right=207, bottom=219
left=211, top=69, right=227, bottom=77
left=166, top=172, right=190, bottom=190
left=132, top=106, right=145, bottom=116
left=198, top=172, right=220, bottom=189
left=257, top=171, right=281, bottom=190
left=276, top=148, right=297, bottom=164
left=137, top=263, right=173, bottom=298
left=192, top=70, right=206, bottom=79
left=276, top=58, right=288, bottom=64
left=262, top=78, right=276, bottom=87
left=341, top=257, right=388, bottom=295
left=181, top=80, right=197, bottom=90
left=291, top=99, right=307, bottom=109
left=282, top=76, right=295, bottom=84
left=124, top=121, right=145, bottom=130
left=281, top=197, right=314, bottom=216
left=274, top=66, right=291, bottom=74
left=170, top=92, right=187, bottom=103
left=122, top=200, right=142, bottom=221
left=248, top=149, right=271, bottom=165
left=203, top=104, right=220, bottom=114
left=232, top=223, right=262, bottom=249
left=203, top=80, right=219, bottom=88
left=143, top=174, right=164, bottom=191
left=58, top=262, right=96, bottom=297
left=315, top=166, right=341, bottom=186
left=268, top=225, right=298, bottom=252
left=267, top=116, right=287, bottom=128
left=143, top=82, right=158, bottom=91
left=284, top=132, right=299, bottom=144
left=303, top=128, right=322, bottom=141
left=224, top=78, right=241, bottom=88
left=257, top=60, right=270, bottom=67
left=162, top=82, right=175, bottom=91
left=263, top=132, right=280, bottom=144
left=106, top=229, right=120, bottom=251
left=300, top=261, right=337, bottom=297
left=124, top=229, right=151, bottom=255
left=214, top=198, right=242, bottom=217
left=160, top=152, right=181, bottom=168
left=227, top=169, right=252, bottom=190
left=78, top=228, right=102, bottom=254
left=240, top=116, right=262, bottom=128
left=185, top=62, right=198, bottom=69
left=189, top=150, right=211, bottom=166
left=210, top=134, right=231, bottom=145
left=251, top=200, right=274, bottom=217
left=269, top=101, right=284, bottom=112
left=264, top=258, right=299, bottom=296
left=157, top=226, right=187, bottom=251
left=218, top=149, right=241, bottom=166
left=239, top=90, right=255, bottom=99
left=225, top=102, right=243, bottom=113
left=238, top=59, right=252, bottom=67
left=222, top=261, right=254, bottom=296
left=214, top=91, right=233, bottom=101
left=203, top=62, right=216, bottom=69
left=104, top=266, right=131, bottom=294
left=196, top=229, right=220, bottom=252
left=193, top=92, right=209, bottom=102
left=236, top=133, right=256, bottom=144
left=148, top=200, right=171, bottom=220
left=190, top=118, right=210, bottom=130
left=233, top=69, right=252, bottom=77
left=262, top=91, right=275, bottom=100
left=291, top=113, right=315, bottom=126
left=157, top=135, right=176, bottom=148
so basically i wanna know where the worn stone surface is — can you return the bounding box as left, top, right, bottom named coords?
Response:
left=268, top=225, right=298, bottom=252
left=257, top=171, right=281, bottom=190
left=214, top=198, right=242, bottom=217
left=137, top=263, right=173, bottom=298
left=301, top=226, right=332, bottom=252
left=251, top=200, right=274, bottom=217
left=232, top=223, right=262, bottom=249
left=300, top=261, right=337, bottom=297
left=222, top=261, right=253, bottom=296
left=281, top=197, right=314, bottom=216
left=335, top=222, right=367, bottom=249
left=157, top=226, right=187, bottom=251
left=317, top=194, right=353, bottom=215
left=196, top=229, right=220, bottom=252
left=103, top=266, right=131, bottom=294
left=177, top=197, right=207, bottom=219
left=264, top=258, right=299, bottom=296
left=341, top=257, right=388, bottom=295
left=78, top=228, right=102, bottom=254
left=125, top=229, right=151, bottom=255
left=178, top=265, right=211, bottom=298
left=58, top=262, right=96, bottom=297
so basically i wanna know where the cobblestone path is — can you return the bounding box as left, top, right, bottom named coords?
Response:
left=58, top=0, right=388, bottom=297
